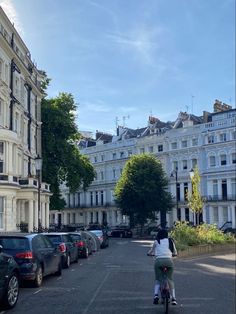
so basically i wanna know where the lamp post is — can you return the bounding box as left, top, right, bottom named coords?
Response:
left=35, top=155, right=42, bottom=232
left=171, top=167, right=178, bottom=221
left=189, top=168, right=195, bottom=224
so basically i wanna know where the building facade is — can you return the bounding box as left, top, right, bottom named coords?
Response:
left=0, top=7, right=50, bottom=232
left=50, top=101, right=236, bottom=230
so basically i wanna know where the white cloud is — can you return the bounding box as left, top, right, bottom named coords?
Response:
left=79, top=101, right=111, bottom=113
left=0, top=0, right=24, bottom=35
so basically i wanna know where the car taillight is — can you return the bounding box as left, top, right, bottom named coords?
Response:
left=15, top=251, right=33, bottom=259
left=58, top=243, right=66, bottom=253
left=76, top=241, right=85, bottom=247
left=99, top=236, right=103, bottom=241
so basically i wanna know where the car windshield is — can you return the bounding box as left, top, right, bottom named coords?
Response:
left=90, top=230, right=103, bottom=236
left=0, top=237, right=30, bottom=250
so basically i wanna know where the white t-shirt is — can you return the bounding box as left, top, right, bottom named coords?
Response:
left=149, top=238, right=172, bottom=259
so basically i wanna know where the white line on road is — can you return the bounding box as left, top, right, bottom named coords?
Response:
left=0, top=311, right=6, bottom=314
left=33, top=289, right=42, bottom=295
left=82, top=271, right=111, bottom=314
left=56, top=277, right=62, bottom=280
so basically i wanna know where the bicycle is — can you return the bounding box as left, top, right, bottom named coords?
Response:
left=147, top=254, right=172, bottom=314
left=159, top=265, right=171, bottom=314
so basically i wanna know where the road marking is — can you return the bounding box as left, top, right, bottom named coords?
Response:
left=33, top=289, right=42, bottom=295
left=56, top=277, right=62, bottom=280
left=0, top=311, right=6, bottom=314
left=82, top=271, right=110, bottom=314
left=71, top=268, right=75, bottom=271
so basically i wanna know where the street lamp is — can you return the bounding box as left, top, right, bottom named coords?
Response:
left=189, top=168, right=195, bottom=224
left=171, top=167, right=178, bottom=221
left=35, top=155, right=42, bottom=232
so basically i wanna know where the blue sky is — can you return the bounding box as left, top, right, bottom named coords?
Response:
left=1, top=0, right=235, bottom=134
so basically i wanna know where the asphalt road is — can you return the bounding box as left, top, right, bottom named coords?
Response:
left=2, top=238, right=235, bottom=314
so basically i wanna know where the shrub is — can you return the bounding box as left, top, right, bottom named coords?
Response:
left=170, top=221, right=235, bottom=250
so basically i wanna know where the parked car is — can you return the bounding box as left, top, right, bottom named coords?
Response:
left=82, top=231, right=101, bottom=252
left=110, top=225, right=133, bottom=238
left=68, top=232, right=93, bottom=258
left=220, top=221, right=236, bottom=235
left=0, top=245, right=20, bottom=309
left=43, top=233, right=79, bottom=268
left=89, top=230, right=109, bottom=248
left=0, top=234, right=62, bottom=288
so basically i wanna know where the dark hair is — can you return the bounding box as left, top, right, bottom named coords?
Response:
left=156, top=229, right=168, bottom=243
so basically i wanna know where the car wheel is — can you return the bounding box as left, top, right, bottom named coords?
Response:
left=74, top=252, right=79, bottom=263
left=2, top=272, right=19, bottom=309
left=33, top=265, right=43, bottom=287
left=55, top=262, right=62, bottom=276
left=84, top=248, right=89, bottom=258
left=65, top=254, right=70, bottom=268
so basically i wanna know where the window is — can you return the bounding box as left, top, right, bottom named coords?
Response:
left=209, top=156, right=216, bottom=167
left=173, top=161, right=178, bottom=170
left=222, top=207, right=228, bottom=221
left=120, top=151, right=124, bottom=158
left=220, top=133, right=227, bottom=142
left=95, top=191, right=98, bottom=206
left=232, top=153, right=236, bottom=164
left=181, top=140, right=187, bottom=148
left=101, top=191, right=104, bottom=206
left=77, top=193, right=80, bottom=207
left=184, top=183, right=188, bottom=201
left=182, top=160, right=188, bottom=170
left=101, top=171, right=104, bottom=180
left=128, top=150, right=132, bottom=156
left=231, top=131, right=236, bottom=140
left=112, top=153, right=116, bottom=159
left=149, top=146, right=153, bottom=153
left=90, top=192, right=93, bottom=206
left=231, top=179, right=236, bottom=197
left=101, top=155, right=104, bottom=162
left=171, top=142, right=177, bottom=149
left=0, top=59, right=2, bottom=79
left=158, top=145, right=163, bottom=152
left=213, top=180, right=218, bottom=198
left=140, top=148, right=145, bottom=154
left=94, top=156, right=97, bottom=163
left=208, top=135, right=214, bottom=144
left=0, top=159, right=3, bottom=173
left=0, top=197, right=4, bottom=229
left=113, top=169, right=116, bottom=179
left=220, top=154, right=227, bottom=166
left=192, top=138, right=198, bottom=146
left=177, top=208, right=181, bottom=221
left=0, top=142, right=3, bottom=154
left=213, top=207, right=218, bottom=224
left=185, top=208, right=189, bottom=221
left=192, top=159, right=197, bottom=168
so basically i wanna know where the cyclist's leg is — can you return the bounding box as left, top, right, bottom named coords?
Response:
left=153, top=259, right=162, bottom=304
left=165, top=259, right=177, bottom=305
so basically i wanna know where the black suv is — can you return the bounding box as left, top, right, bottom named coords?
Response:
left=0, top=233, right=62, bottom=287
left=0, top=245, right=20, bottom=309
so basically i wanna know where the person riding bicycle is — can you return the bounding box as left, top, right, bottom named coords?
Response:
left=148, top=228, right=177, bottom=305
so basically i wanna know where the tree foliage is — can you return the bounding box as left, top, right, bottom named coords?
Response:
left=187, top=166, right=204, bottom=225
left=41, top=92, right=95, bottom=210
left=114, top=154, right=173, bottom=227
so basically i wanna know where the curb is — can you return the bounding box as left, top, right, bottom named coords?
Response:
left=178, top=243, right=235, bottom=258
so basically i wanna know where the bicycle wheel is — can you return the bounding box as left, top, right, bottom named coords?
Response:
left=164, top=296, right=169, bottom=314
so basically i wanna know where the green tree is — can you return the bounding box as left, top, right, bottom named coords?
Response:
left=187, top=166, right=204, bottom=225
left=41, top=92, right=95, bottom=210
left=114, top=154, right=173, bottom=230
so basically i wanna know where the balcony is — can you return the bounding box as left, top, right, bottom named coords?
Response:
left=204, top=195, right=236, bottom=202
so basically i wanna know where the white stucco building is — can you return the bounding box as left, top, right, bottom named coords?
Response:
left=51, top=100, right=236, bottom=230
left=0, top=7, right=51, bottom=232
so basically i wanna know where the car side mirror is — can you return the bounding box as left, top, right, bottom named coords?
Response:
left=0, top=245, right=3, bottom=253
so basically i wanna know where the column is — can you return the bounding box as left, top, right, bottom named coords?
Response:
left=45, top=202, right=49, bottom=228
left=34, top=199, right=39, bottom=230
left=41, top=202, right=46, bottom=228
left=231, top=205, right=236, bottom=228
left=28, top=200, right=34, bottom=232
